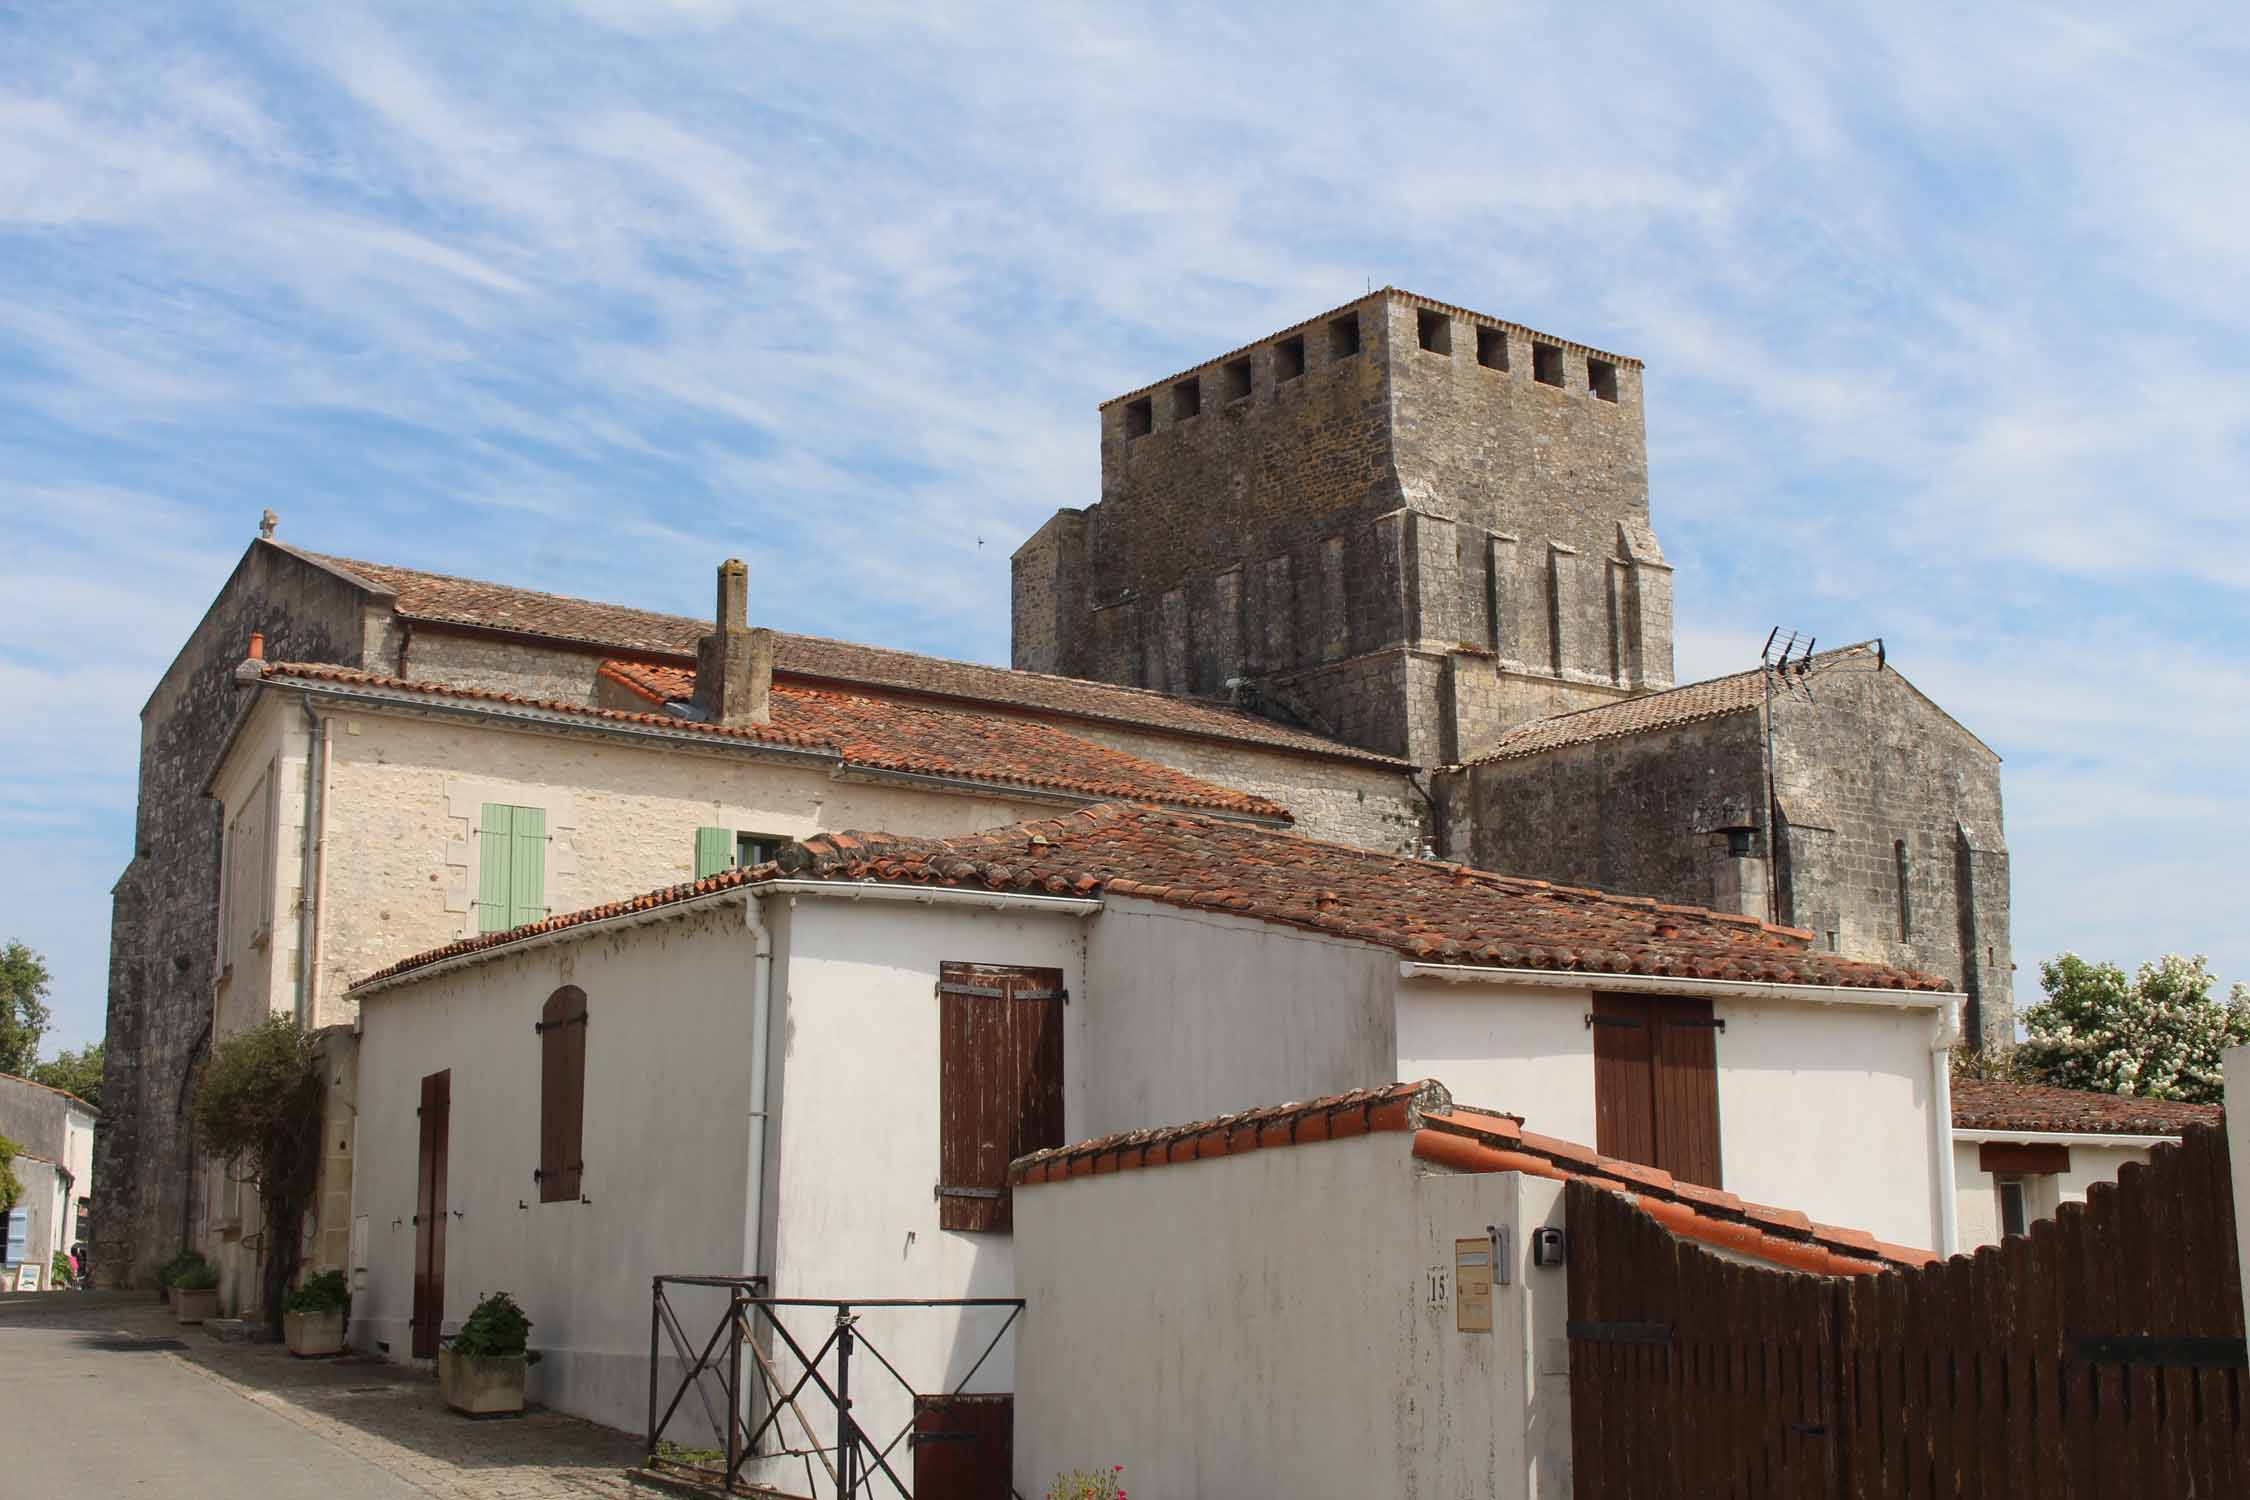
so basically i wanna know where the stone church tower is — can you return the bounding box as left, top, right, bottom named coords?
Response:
left=1013, top=288, right=1672, bottom=767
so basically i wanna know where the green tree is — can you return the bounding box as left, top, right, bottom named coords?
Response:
left=0, top=1133, right=22, bottom=1216
left=31, top=1042, right=104, bottom=1111
left=192, top=1017, right=324, bottom=1336
left=2018, top=953, right=2250, bottom=1103
left=0, top=942, right=52, bottom=1077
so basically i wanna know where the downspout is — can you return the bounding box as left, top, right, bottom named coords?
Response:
left=295, top=693, right=327, bottom=1028
left=1929, top=997, right=1962, bottom=1258
left=741, top=891, right=777, bottom=1282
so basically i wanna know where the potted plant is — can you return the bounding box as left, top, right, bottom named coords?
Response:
left=440, top=1291, right=541, bottom=1417
left=283, top=1269, right=350, bottom=1357
left=157, top=1248, right=209, bottom=1309
left=173, top=1262, right=221, bottom=1324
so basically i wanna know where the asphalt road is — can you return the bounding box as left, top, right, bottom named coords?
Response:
left=0, top=1320, right=421, bottom=1498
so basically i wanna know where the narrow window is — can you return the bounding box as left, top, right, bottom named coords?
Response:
left=1328, top=313, right=1361, bottom=359
left=937, top=962, right=1065, bottom=1232
left=1416, top=308, right=1452, bottom=355
left=1123, top=397, right=1152, bottom=440
left=1476, top=327, right=1509, bottom=371
left=477, top=803, right=547, bottom=934
left=1895, top=840, right=1913, bottom=941
left=1223, top=356, right=1252, bottom=403
left=1532, top=344, right=1566, bottom=388
left=736, top=832, right=783, bottom=869
left=1589, top=992, right=1722, bottom=1187
left=1997, top=1178, right=2028, bottom=1238
left=1172, top=377, right=1202, bottom=420
left=1274, top=334, right=1306, bottom=382
left=1588, top=358, right=1619, bottom=402
left=537, top=986, right=588, bottom=1203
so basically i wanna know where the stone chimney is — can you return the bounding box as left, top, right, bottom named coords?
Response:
left=693, top=559, right=774, bottom=726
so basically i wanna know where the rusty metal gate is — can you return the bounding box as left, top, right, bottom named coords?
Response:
left=1566, top=1124, right=2250, bottom=1497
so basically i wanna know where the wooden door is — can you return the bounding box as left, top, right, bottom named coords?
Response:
left=1589, top=992, right=1657, bottom=1168
left=412, top=1069, right=451, bottom=1359
left=1590, top=993, right=1722, bottom=1187
left=936, top=965, right=1065, bottom=1233
left=911, top=1393, right=1013, bottom=1499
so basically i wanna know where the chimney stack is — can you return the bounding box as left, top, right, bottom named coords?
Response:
left=693, top=559, right=773, bottom=726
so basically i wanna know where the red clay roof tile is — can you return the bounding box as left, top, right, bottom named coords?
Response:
left=253, top=661, right=1290, bottom=821
left=1949, top=1077, right=2220, bottom=1136
left=1010, top=1079, right=1933, bottom=1274
left=292, top=547, right=1403, bottom=767
left=352, top=801, right=1955, bottom=992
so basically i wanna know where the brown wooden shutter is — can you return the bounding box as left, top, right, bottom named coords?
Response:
left=938, top=963, right=1065, bottom=1233
left=1650, top=997, right=1723, bottom=1188
left=1590, top=992, right=1657, bottom=1169
left=538, top=985, right=588, bottom=1203
left=412, top=1069, right=450, bottom=1359
left=911, top=1393, right=1013, bottom=1498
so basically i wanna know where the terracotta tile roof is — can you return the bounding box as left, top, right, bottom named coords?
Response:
left=1466, top=644, right=1882, bottom=765
left=0, top=1071, right=99, bottom=1115
left=1950, top=1077, right=2221, bottom=1137
left=291, top=546, right=1402, bottom=767
left=1009, top=1080, right=1933, bottom=1276
left=351, top=803, right=1953, bottom=995
left=766, top=804, right=1949, bottom=988
left=253, top=661, right=1290, bottom=820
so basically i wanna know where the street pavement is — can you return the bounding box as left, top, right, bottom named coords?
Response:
left=0, top=1292, right=643, bottom=1498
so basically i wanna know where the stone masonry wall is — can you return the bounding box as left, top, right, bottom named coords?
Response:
left=1009, top=289, right=1674, bottom=766
left=97, top=540, right=374, bottom=1287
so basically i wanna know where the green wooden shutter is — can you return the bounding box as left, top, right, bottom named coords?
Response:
left=694, top=826, right=734, bottom=879
left=508, top=806, right=547, bottom=929
left=478, top=804, right=514, bottom=934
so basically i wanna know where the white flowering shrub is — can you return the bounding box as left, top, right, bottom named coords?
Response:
left=2018, top=953, right=2250, bottom=1103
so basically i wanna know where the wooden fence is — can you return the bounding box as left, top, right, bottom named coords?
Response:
left=1566, top=1124, right=2250, bottom=1497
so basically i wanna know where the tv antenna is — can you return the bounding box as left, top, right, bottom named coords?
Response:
left=1754, top=628, right=1887, bottom=927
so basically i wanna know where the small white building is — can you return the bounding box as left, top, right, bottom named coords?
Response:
left=1950, top=1075, right=2220, bottom=1249
left=0, top=1073, right=97, bottom=1286
left=1010, top=1079, right=1931, bottom=1498
left=345, top=801, right=1958, bottom=1479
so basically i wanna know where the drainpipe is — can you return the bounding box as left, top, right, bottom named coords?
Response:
left=1929, top=997, right=1962, bottom=1258
left=741, top=891, right=777, bottom=1281
left=295, top=693, right=327, bottom=1028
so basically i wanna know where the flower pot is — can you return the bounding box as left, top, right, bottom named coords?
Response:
left=285, top=1307, right=346, bottom=1357
left=175, top=1288, right=221, bottom=1325
left=165, top=1285, right=179, bottom=1310
left=439, top=1348, right=527, bottom=1416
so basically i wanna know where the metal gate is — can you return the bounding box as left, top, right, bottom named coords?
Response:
left=1566, top=1124, right=2250, bottom=1497
left=643, top=1275, right=1023, bottom=1498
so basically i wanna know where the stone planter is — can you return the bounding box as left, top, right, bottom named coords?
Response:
left=285, top=1307, right=346, bottom=1357
left=439, top=1349, right=527, bottom=1417
left=174, top=1287, right=221, bottom=1325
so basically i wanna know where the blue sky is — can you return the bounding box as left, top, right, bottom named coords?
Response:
left=4, top=2, right=2246, bottom=1053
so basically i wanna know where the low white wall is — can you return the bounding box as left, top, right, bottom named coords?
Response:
left=1013, top=1133, right=1574, bottom=1499
left=1081, top=899, right=1397, bottom=1137
left=1952, top=1138, right=2157, bottom=1251
left=2228, top=1045, right=2250, bottom=1340
left=1397, top=977, right=1943, bottom=1249
left=352, top=901, right=758, bottom=1434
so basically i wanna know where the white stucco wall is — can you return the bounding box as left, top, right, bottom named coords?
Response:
left=2226, top=1045, right=2250, bottom=1340
left=1012, top=1133, right=1575, bottom=1499
left=1952, top=1137, right=2163, bottom=1251
left=1397, top=977, right=1945, bottom=1249
left=351, top=900, right=760, bottom=1433
left=1079, top=899, right=1397, bottom=1137
left=757, top=895, right=1089, bottom=1482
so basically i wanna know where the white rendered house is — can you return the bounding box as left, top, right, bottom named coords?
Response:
left=344, top=802, right=1960, bottom=1478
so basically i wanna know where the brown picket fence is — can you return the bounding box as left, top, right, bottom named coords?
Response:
left=1565, top=1124, right=2250, bottom=1497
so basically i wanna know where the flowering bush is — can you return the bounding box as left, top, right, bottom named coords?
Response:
left=2017, top=953, right=2250, bottom=1103
left=1046, top=1465, right=1126, bottom=1500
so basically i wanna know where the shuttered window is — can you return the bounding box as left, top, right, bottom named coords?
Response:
left=477, top=803, right=547, bottom=934
left=694, top=826, right=733, bottom=879
left=1589, top=992, right=1723, bottom=1188
left=537, top=985, right=589, bottom=1203
left=936, top=962, right=1065, bottom=1233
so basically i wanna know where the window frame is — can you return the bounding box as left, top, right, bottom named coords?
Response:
left=536, top=985, right=589, bottom=1203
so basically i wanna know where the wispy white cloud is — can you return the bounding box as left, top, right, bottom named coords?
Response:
left=1, top=1, right=2245, bottom=1049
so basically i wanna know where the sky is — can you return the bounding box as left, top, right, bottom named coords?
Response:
left=2, top=2, right=2246, bottom=1055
